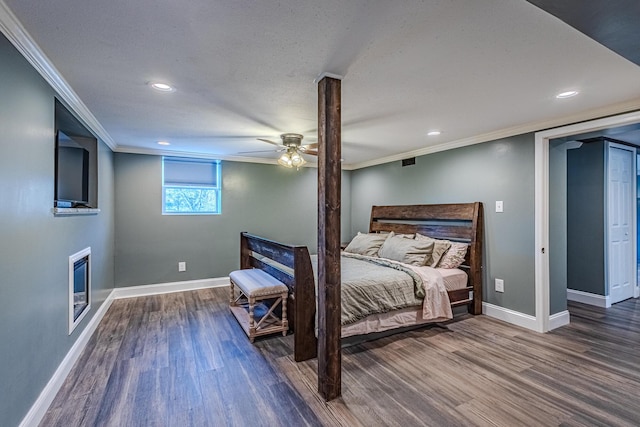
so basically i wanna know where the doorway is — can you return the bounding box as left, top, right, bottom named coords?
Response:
left=535, top=111, right=640, bottom=333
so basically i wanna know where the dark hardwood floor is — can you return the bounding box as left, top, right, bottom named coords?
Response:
left=40, top=289, right=640, bottom=427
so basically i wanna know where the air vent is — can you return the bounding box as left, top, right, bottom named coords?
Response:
left=402, top=157, right=416, bottom=167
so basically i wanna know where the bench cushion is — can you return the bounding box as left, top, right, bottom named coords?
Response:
left=230, top=269, right=287, bottom=297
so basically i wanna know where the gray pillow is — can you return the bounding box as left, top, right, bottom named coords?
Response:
left=343, top=232, right=388, bottom=257
left=378, top=234, right=434, bottom=266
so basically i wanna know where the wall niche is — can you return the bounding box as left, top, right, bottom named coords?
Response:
left=54, top=99, right=99, bottom=213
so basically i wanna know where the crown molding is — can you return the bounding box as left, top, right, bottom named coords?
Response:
left=114, top=145, right=320, bottom=168
left=346, top=98, right=640, bottom=170
left=0, top=1, right=116, bottom=150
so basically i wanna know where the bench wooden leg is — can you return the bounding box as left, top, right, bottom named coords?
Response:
left=281, top=291, right=288, bottom=336
left=248, top=296, right=256, bottom=342
left=229, top=279, right=235, bottom=306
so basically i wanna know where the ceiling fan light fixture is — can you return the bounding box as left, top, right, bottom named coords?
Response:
left=290, top=151, right=306, bottom=168
left=278, top=152, right=293, bottom=168
left=277, top=148, right=307, bottom=169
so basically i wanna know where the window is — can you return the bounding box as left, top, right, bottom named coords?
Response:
left=162, top=157, right=221, bottom=214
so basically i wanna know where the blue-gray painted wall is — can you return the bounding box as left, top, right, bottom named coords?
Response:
left=349, top=135, right=537, bottom=316
left=0, top=34, right=115, bottom=427
left=114, top=153, right=352, bottom=286
left=567, top=141, right=606, bottom=295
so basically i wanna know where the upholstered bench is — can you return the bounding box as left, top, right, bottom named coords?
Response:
left=229, top=269, right=289, bottom=342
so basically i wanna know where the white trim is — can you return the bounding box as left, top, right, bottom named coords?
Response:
left=549, top=310, right=570, bottom=330
left=19, top=293, right=115, bottom=427
left=53, top=208, right=100, bottom=216
left=534, top=129, right=550, bottom=333
left=313, top=72, right=344, bottom=83
left=115, top=145, right=291, bottom=167
left=535, top=110, right=640, bottom=332
left=68, top=247, right=91, bottom=335
left=482, top=302, right=538, bottom=331
left=0, top=1, right=116, bottom=150
left=112, top=277, right=229, bottom=299
left=567, top=289, right=611, bottom=308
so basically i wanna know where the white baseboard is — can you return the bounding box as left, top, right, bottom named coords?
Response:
left=20, top=276, right=229, bottom=427
left=549, top=310, right=570, bottom=330
left=567, top=289, right=611, bottom=308
left=19, top=292, right=115, bottom=427
left=482, top=302, right=538, bottom=331
left=112, top=276, right=229, bottom=299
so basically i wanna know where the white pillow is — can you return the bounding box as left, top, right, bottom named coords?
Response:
left=437, top=242, right=468, bottom=269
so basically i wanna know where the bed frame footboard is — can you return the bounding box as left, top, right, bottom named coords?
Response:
left=240, top=232, right=317, bottom=361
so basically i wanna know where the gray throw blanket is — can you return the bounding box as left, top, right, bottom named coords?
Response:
left=311, top=253, right=425, bottom=325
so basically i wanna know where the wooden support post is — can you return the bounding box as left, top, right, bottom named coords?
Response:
left=317, top=75, right=341, bottom=401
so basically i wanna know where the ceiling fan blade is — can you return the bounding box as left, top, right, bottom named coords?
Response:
left=238, top=148, right=284, bottom=154
left=257, top=138, right=282, bottom=146
left=303, top=149, right=318, bottom=156
left=301, top=143, right=318, bottom=150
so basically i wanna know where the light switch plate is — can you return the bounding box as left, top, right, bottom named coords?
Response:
left=496, top=201, right=503, bottom=213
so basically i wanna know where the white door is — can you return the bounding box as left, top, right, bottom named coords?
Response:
left=607, top=144, right=635, bottom=304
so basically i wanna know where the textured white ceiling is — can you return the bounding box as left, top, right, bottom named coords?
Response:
left=4, top=0, right=640, bottom=167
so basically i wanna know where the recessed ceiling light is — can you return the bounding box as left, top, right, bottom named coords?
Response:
left=157, top=141, right=170, bottom=146
left=427, top=130, right=441, bottom=136
left=556, top=90, right=578, bottom=99
left=150, top=82, right=175, bottom=92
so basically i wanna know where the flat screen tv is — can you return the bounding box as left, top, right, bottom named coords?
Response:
left=55, top=130, right=90, bottom=207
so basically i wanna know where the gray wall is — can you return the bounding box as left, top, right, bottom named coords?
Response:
left=350, top=134, right=536, bottom=316
left=0, top=34, right=115, bottom=427
left=549, top=140, right=568, bottom=314
left=114, top=153, right=352, bottom=286
left=567, top=141, right=605, bottom=295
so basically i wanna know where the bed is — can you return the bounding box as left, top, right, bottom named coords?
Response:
left=239, top=202, right=483, bottom=362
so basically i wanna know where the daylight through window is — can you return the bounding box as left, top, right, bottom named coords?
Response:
left=162, top=157, right=221, bottom=214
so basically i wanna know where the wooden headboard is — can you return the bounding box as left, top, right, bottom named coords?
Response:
left=369, top=202, right=484, bottom=314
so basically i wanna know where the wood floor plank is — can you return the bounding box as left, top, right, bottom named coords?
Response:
left=41, top=291, right=640, bottom=427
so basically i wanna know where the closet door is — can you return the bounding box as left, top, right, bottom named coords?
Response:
left=607, top=144, right=635, bottom=304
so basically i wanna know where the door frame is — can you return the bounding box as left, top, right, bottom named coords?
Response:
left=534, top=110, right=640, bottom=333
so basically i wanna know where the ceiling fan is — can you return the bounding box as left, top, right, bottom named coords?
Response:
left=241, top=133, right=318, bottom=169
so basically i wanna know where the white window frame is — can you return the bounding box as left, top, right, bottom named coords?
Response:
left=162, top=157, right=222, bottom=215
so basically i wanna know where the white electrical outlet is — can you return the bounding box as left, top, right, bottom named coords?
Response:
left=495, top=278, right=504, bottom=293
left=178, top=261, right=186, bottom=272
left=496, top=201, right=503, bottom=213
